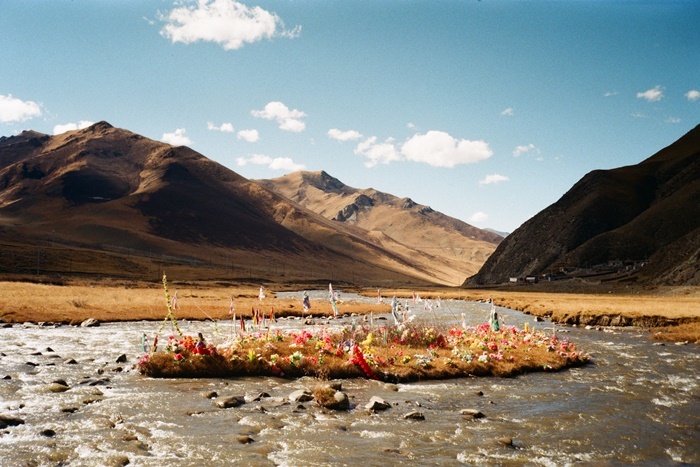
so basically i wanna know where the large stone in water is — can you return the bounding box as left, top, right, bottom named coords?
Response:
left=365, top=396, right=391, bottom=411
left=216, top=396, right=245, bottom=408
left=289, top=389, right=313, bottom=403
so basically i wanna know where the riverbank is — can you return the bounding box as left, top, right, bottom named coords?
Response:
left=364, top=284, right=700, bottom=344
left=1, top=279, right=698, bottom=343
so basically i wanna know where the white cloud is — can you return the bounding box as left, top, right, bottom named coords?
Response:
left=354, top=136, right=401, bottom=168
left=637, top=85, right=664, bottom=102
left=328, top=128, right=363, bottom=142
left=0, top=94, right=42, bottom=123
left=53, top=120, right=94, bottom=135
left=235, top=153, right=304, bottom=172
left=207, top=121, right=234, bottom=132
left=251, top=101, right=306, bottom=132
left=500, top=107, right=514, bottom=116
left=160, top=0, right=300, bottom=51
left=666, top=117, right=681, bottom=124
left=478, top=174, right=510, bottom=185
left=162, top=128, right=192, bottom=146
left=631, top=112, right=646, bottom=119
left=407, top=122, right=416, bottom=129
left=513, top=143, right=540, bottom=157
left=468, top=211, right=488, bottom=224
left=237, top=129, right=259, bottom=142
left=685, top=90, right=700, bottom=102
left=401, top=131, right=493, bottom=168
left=604, top=91, right=618, bottom=97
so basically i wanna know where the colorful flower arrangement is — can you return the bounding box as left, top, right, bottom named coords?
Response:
left=137, top=276, right=591, bottom=381
left=138, top=321, right=591, bottom=381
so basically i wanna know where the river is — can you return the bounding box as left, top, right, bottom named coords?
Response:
left=1, top=291, right=698, bottom=466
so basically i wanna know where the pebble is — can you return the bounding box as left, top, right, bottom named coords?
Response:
left=460, top=409, right=485, bottom=419
left=216, top=396, right=245, bottom=408
left=403, top=410, right=425, bottom=421
left=289, top=389, right=313, bottom=403
left=365, top=396, right=391, bottom=412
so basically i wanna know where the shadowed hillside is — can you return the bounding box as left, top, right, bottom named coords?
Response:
left=0, top=122, right=450, bottom=286
left=259, top=170, right=502, bottom=286
left=465, top=125, right=700, bottom=287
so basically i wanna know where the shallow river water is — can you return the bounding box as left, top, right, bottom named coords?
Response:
left=1, top=291, right=698, bottom=466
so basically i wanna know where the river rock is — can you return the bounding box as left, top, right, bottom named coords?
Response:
left=247, top=391, right=271, bottom=402
left=106, top=455, right=131, bottom=466
left=314, top=386, right=350, bottom=411
left=403, top=410, right=425, bottom=421
left=65, top=358, right=78, bottom=365
left=237, top=434, right=255, bottom=444
left=40, top=428, right=56, bottom=437
left=116, top=354, right=127, bottom=363
left=495, top=437, right=514, bottom=448
left=0, top=415, right=25, bottom=428
left=289, top=389, right=313, bottom=403
left=80, top=318, right=100, bottom=327
left=365, top=396, right=391, bottom=411
left=461, top=409, right=485, bottom=419
left=203, top=391, right=218, bottom=399
left=48, top=382, right=71, bottom=393
left=217, top=396, right=245, bottom=408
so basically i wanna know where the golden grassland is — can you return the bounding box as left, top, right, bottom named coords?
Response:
left=0, top=279, right=389, bottom=324
left=1, top=278, right=698, bottom=342
left=374, top=285, right=700, bottom=343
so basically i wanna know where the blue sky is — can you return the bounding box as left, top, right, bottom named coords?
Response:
left=1, top=0, right=698, bottom=233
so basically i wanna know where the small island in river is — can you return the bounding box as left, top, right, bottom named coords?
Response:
left=138, top=277, right=591, bottom=382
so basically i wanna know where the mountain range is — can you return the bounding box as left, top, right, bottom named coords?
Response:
left=0, top=122, right=500, bottom=286
left=466, top=124, right=700, bottom=287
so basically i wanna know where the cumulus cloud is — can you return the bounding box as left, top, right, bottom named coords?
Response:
left=685, top=90, right=700, bottom=102
left=478, top=174, right=510, bottom=185
left=513, top=143, right=540, bottom=158
left=637, top=85, right=664, bottom=102
left=236, top=153, right=304, bottom=171
left=354, top=136, right=401, bottom=168
left=162, top=128, right=192, bottom=146
left=160, top=0, right=300, bottom=51
left=328, top=128, right=363, bottom=142
left=500, top=107, right=514, bottom=116
left=237, top=129, right=259, bottom=142
left=53, top=120, right=95, bottom=135
left=0, top=94, right=42, bottom=123
left=400, top=131, right=493, bottom=168
left=207, top=121, right=234, bottom=132
left=468, top=211, right=488, bottom=224
left=251, top=101, right=306, bottom=132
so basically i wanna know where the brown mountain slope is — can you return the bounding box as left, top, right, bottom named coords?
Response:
left=258, top=171, right=502, bottom=286
left=465, top=124, right=700, bottom=286
left=0, top=122, right=443, bottom=286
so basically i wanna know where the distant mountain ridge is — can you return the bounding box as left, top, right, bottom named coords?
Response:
left=0, top=122, right=496, bottom=286
left=466, top=124, right=700, bottom=286
left=258, top=170, right=502, bottom=285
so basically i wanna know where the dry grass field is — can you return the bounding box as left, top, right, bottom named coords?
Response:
left=370, top=285, right=700, bottom=343
left=1, top=279, right=698, bottom=343
left=0, top=279, right=389, bottom=324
